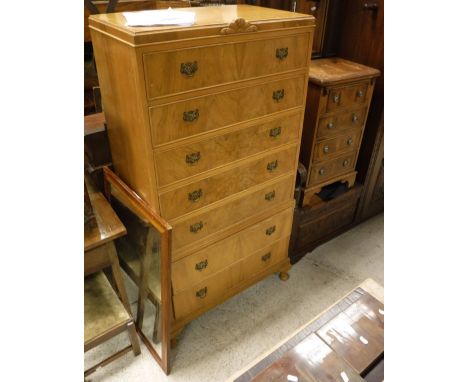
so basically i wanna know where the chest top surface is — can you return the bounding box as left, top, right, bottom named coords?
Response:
left=308, top=58, right=380, bottom=87
left=89, top=5, right=315, bottom=45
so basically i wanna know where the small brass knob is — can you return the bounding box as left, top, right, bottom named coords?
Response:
left=343, top=159, right=349, bottom=167
left=195, top=259, right=208, bottom=271
left=347, top=138, right=353, bottom=146
left=323, top=145, right=329, bottom=153
left=261, top=252, right=272, bottom=262
left=327, top=122, right=334, bottom=129
left=190, top=221, right=204, bottom=233
left=352, top=114, right=359, bottom=123
left=333, top=94, right=340, bottom=103
left=319, top=168, right=325, bottom=175
left=188, top=189, right=203, bottom=202
left=196, top=287, right=207, bottom=298
left=357, top=90, right=364, bottom=98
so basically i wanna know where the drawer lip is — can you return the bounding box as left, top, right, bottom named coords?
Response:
left=308, top=152, right=357, bottom=186
left=312, top=129, right=362, bottom=163
left=143, top=33, right=310, bottom=101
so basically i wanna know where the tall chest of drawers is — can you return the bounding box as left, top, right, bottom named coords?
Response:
left=300, top=58, right=380, bottom=207
left=89, top=6, right=315, bottom=338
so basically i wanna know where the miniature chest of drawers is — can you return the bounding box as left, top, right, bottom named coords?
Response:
left=300, top=58, right=380, bottom=207
left=89, top=5, right=315, bottom=338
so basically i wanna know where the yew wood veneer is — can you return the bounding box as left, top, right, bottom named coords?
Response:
left=89, top=5, right=315, bottom=340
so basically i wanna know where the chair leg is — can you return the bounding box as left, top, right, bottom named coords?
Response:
left=127, top=321, right=141, bottom=356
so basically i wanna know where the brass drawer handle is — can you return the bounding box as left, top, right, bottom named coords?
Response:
left=186, top=152, right=201, bottom=165
left=323, top=145, right=329, bottom=153
left=190, top=221, right=204, bottom=233
left=265, top=190, right=276, bottom=201
left=347, top=138, right=353, bottom=146
left=188, top=189, right=203, bottom=202
left=196, top=286, right=207, bottom=299
left=272, top=89, right=284, bottom=102
left=180, top=61, right=198, bottom=77
left=195, top=259, right=208, bottom=271
left=319, top=168, right=325, bottom=176
left=343, top=159, right=350, bottom=167
left=267, top=160, right=278, bottom=172
left=352, top=114, right=359, bottom=123
left=276, top=47, right=288, bottom=60
left=266, top=225, right=276, bottom=236
left=357, top=89, right=365, bottom=98
left=261, top=252, right=272, bottom=262
left=327, top=122, right=334, bottom=129
left=183, top=109, right=199, bottom=122
left=333, top=94, right=340, bottom=103
left=269, top=126, right=282, bottom=138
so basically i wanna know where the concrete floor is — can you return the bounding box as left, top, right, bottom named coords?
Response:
left=85, top=213, right=384, bottom=382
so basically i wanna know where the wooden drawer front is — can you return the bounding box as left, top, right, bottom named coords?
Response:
left=312, top=129, right=361, bottom=162
left=155, top=113, right=302, bottom=186
left=171, top=175, right=294, bottom=252
left=325, top=82, right=369, bottom=113
left=144, top=34, right=309, bottom=99
left=172, top=208, right=292, bottom=293
left=316, top=108, right=366, bottom=140
left=309, top=152, right=356, bottom=185
left=159, top=145, right=298, bottom=219
left=173, top=236, right=290, bottom=318
left=150, top=76, right=305, bottom=146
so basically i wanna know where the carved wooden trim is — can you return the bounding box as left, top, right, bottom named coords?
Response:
left=220, top=18, right=258, bottom=35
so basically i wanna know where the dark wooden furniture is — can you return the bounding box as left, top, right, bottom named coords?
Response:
left=84, top=188, right=141, bottom=376
left=300, top=58, right=379, bottom=208
left=232, top=286, right=384, bottom=381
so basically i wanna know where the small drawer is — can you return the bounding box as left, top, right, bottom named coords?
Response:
left=312, top=129, right=361, bottom=162
left=309, top=152, right=356, bottom=186
left=317, top=108, right=366, bottom=140
left=144, top=34, right=309, bottom=99
left=154, top=113, right=302, bottom=186
left=159, top=145, right=298, bottom=220
left=326, top=82, right=369, bottom=113
left=172, top=208, right=293, bottom=294
left=149, top=76, right=305, bottom=146
left=171, top=175, right=295, bottom=252
left=171, top=208, right=292, bottom=293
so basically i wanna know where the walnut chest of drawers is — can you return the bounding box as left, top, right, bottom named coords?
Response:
left=300, top=58, right=380, bottom=207
left=89, top=5, right=315, bottom=338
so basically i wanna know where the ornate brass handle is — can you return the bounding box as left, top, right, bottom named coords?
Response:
left=195, top=259, right=208, bottom=271
left=333, top=94, right=340, bottom=103
left=352, top=114, right=359, bottom=123
left=266, top=225, right=276, bottom=236
left=319, top=168, right=325, bottom=175
left=276, top=47, right=288, bottom=60
left=269, top=126, right=282, bottom=138
left=190, top=221, right=204, bottom=233
left=267, top=160, right=278, bottom=172
left=196, top=287, right=207, bottom=298
left=347, top=138, right=353, bottom=146
left=261, top=252, right=272, bottom=262
left=180, top=61, right=198, bottom=77
left=357, top=89, right=365, bottom=98
left=323, top=145, right=329, bottom=153
left=188, top=189, right=203, bottom=202
left=265, top=190, right=275, bottom=201
left=327, top=122, right=334, bottom=129
left=343, top=159, right=349, bottom=167
left=272, top=89, right=285, bottom=102
left=186, top=152, right=201, bottom=165
left=183, top=109, right=199, bottom=122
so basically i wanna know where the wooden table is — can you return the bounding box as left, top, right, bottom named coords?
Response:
left=230, top=279, right=384, bottom=382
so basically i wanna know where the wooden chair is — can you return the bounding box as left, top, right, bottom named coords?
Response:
left=84, top=180, right=141, bottom=376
